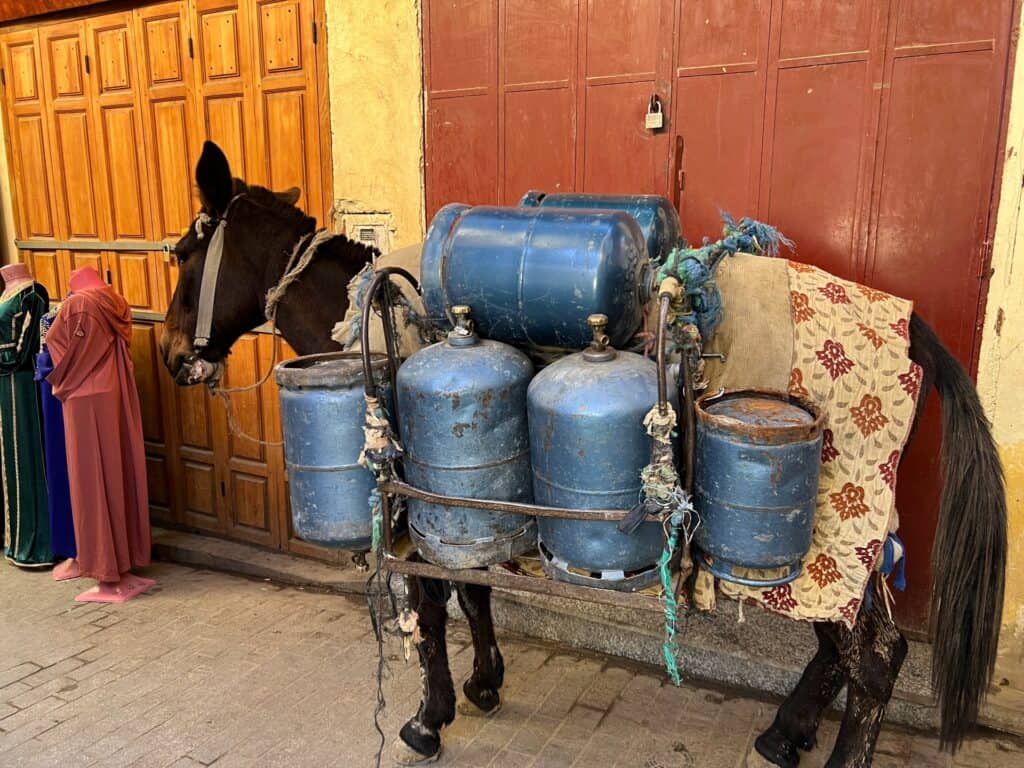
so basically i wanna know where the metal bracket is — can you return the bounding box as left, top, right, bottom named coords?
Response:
left=15, top=239, right=176, bottom=252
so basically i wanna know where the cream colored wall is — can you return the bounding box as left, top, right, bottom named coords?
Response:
left=0, top=102, right=16, bottom=266
left=323, top=0, right=424, bottom=251
left=980, top=13, right=1024, bottom=686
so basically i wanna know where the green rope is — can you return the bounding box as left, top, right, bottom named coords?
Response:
left=660, top=510, right=684, bottom=686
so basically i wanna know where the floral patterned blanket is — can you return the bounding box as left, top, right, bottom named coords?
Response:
left=698, top=254, right=921, bottom=627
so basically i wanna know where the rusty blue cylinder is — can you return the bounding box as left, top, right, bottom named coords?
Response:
left=397, top=307, right=536, bottom=568
left=421, top=204, right=652, bottom=349
left=694, top=389, right=824, bottom=587
left=519, top=190, right=684, bottom=265
left=527, top=328, right=675, bottom=591
left=275, top=352, right=389, bottom=551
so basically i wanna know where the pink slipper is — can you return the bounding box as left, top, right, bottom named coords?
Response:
left=53, top=559, right=81, bottom=582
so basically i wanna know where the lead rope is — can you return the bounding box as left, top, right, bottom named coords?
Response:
left=207, top=230, right=327, bottom=447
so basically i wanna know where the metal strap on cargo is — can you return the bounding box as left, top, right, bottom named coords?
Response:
left=15, top=239, right=175, bottom=253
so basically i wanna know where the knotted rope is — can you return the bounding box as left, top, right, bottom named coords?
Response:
left=625, top=402, right=700, bottom=686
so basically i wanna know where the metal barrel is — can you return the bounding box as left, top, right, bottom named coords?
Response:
left=421, top=204, right=652, bottom=349
left=274, top=352, right=389, bottom=551
left=397, top=309, right=537, bottom=568
left=693, top=389, right=824, bottom=587
left=527, top=337, right=675, bottom=591
left=519, top=190, right=684, bottom=265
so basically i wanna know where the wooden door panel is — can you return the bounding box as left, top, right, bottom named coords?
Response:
left=114, top=251, right=161, bottom=310
left=204, top=94, right=247, bottom=174
left=68, top=250, right=103, bottom=276
left=182, top=460, right=219, bottom=526
left=135, top=2, right=198, bottom=249
left=7, top=39, right=40, bottom=101
left=178, top=384, right=215, bottom=450
left=252, top=0, right=322, bottom=215
left=129, top=322, right=175, bottom=525
left=219, top=334, right=269, bottom=463
left=98, top=105, right=147, bottom=238
left=503, top=0, right=575, bottom=85
left=22, top=250, right=61, bottom=297
left=11, top=115, right=55, bottom=237
left=765, top=62, right=871, bottom=281
left=53, top=111, right=102, bottom=238
left=45, top=33, right=86, bottom=97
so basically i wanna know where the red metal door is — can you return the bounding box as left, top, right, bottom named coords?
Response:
left=422, top=0, right=1016, bottom=630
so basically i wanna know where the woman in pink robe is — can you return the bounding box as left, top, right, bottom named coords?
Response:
left=46, top=269, right=151, bottom=586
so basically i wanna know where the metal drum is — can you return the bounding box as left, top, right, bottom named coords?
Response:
left=519, top=191, right=684, bottom=265
left=275, top=352, right=389, bottom=551
left=527, top=315, right=673, bottom=591
left=397, top=305, right=536, bottom=568
left=421, top=204, right=652, bottom=349
left=694, top=389, right=824, bottom=587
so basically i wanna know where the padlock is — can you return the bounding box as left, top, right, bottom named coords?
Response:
left=645, top=95, right=664, bottom=130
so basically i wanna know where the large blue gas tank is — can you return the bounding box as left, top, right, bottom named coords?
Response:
left=519, top=191, right=684, bottom=266
left=421, top=204, right=652, bottom=350
left=397, top=306, right=536, bottom=568
left=527, top=317, right=674, bottom=591
left=275, top=352, right=389, bottom=551
left=694, top=390, right=824, bottom=587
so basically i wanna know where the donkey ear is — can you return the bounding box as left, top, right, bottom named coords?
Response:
left=275, top=187, right=301, bottom=206
left=195, top=141, right=233, bottom=216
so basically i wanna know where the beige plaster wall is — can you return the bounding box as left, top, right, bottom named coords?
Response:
left=323, top=0, right=425, bottom=251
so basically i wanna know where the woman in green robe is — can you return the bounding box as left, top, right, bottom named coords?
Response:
left=0, top=279, right=53, bottom=567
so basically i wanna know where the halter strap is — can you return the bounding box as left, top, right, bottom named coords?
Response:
left=193, top=194, right=244, bottom=350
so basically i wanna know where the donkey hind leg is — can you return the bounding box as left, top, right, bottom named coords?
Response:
left=824, top=583, right=908, bottom=768
left=755, top=621, right=848, bottom=768
left=455, top=583, right=505, bottom=715
left=396, top=576, right=455, bottom=764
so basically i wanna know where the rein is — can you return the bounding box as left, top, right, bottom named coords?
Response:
left=191, top=197, right=329, bottom=446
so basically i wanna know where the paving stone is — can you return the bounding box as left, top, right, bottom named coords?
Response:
left=0, top=561, right=1020, bottom=767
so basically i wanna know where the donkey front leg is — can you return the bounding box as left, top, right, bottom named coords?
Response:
left=395, top=576, right=456, bottom=764
left=456, top=582, right=505, bottom=715
left=824, top=585, right=908, bottom=768
left=755, top=621, right=847, bottom=767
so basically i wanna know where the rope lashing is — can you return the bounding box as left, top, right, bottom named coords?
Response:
left=359, top=394, right=403, bottom=550
left=342, top=263, right=436, bottom=351
left=626, top=402, right=701, bottom=686
left=265, top=229, right=333, bottom=320
left=656, top=212, right=794, bottom=341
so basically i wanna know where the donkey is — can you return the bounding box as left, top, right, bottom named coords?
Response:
left=161, top=141, right=1005, bottom=767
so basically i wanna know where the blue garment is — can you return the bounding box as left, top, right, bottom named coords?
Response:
left=35, top=344, right=75, bottom=559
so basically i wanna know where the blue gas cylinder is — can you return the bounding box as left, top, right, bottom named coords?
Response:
left=694, top=389, right=824, bottom=587
left=421, top=204, right=652, bottom=349
left=275, top=352, right=389, bottom=551
left=519, top=191, right=684, bottom=266
left=527, top=315, right=673, bottom=590
left=397, top=305, right=536, bottom=568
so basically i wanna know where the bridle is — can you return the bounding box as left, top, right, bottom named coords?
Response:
left=181, top=192, right=330, bottom=445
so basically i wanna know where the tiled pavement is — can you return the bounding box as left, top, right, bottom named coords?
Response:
left=0, top=562, right=1021, bottom=768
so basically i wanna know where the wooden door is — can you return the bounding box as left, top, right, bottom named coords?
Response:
left=249, top=0, right=323, bottom=216
left=0, top=29, right=63, bottom=295
left=133, top=0, right=199, bottom=309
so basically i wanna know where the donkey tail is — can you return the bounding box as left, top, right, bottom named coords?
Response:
left=909, top=313, right=1006, bottom=750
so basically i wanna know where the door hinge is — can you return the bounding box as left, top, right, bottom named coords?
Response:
left=220, top=480, right=226, bottom=497
left=84, top=54, right=90, bottom=74
left=188, top=37, right=194, bottom=59
left=105, top=268, right=112, bottom=284
left=0, top=68, right=5, bottom=88
left=677, top=169, right=686, bottom=193
left=312, top=21, right=318, bottom=45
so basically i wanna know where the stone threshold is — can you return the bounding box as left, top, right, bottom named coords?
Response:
left=152, top=527, right=1024, bottom=738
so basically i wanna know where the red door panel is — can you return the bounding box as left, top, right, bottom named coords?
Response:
left=674, top=73, right=762, bottom=241
left=426, top=96, right=498, bottom=214
left=765, top=61, right=872, bottom=281
left=503, top=89, right=575, bottom=201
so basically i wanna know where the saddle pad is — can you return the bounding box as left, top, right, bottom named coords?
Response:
left=699, top=255, right=921, bottom=627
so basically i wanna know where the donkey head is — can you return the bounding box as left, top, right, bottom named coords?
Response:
left=160, top=141, right=310, bottom=385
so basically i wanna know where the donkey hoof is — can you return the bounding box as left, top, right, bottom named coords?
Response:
left=754, top=729, right=800, bottom=768
left=391, top=737, right=440, bottom=766
left=457, top=698, right=502, bottom=718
